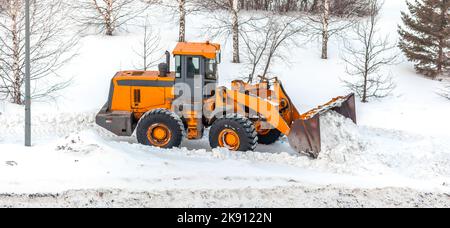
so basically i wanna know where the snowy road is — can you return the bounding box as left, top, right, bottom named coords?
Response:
left=1, top=186, right=449, bottom=208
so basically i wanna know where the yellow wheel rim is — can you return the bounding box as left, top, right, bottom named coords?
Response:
left=147, top=123, right=172, bottom=147
left=218, top=129, right=240, bottom=151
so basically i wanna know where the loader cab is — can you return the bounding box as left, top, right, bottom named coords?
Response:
left=173, top=42, right=221, bottom=101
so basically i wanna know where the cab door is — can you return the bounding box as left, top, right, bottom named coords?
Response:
left=175, top=55, right=204, bottom=104
left=185, top=56, right=203, bottom=103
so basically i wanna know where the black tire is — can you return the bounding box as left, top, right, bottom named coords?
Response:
left=136, top=109, right=184, bottom=149
left=258, top=129, right=282, bottom=145
left=209, top=114, right=258, bottom=152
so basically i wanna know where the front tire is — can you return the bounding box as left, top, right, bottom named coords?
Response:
left=136, top=109, right=184, bottom=149
left=257, top=129, right=282, bottom=145
left=209, top=114, right=258, bottom=152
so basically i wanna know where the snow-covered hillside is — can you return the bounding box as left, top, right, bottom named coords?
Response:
left=0, top=1, right=449, bottom=207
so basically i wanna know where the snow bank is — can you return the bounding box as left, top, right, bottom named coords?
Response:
left=2, top=186, right=449, bottom=208
left=0, top=111, right=95, bottom=142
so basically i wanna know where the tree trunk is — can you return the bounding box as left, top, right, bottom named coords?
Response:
left=321, top=0, right=329, bottom=60
left=104, top=0, right=114, bottom=36
left=231, top=0, right=240, bottom=63
left=362, top=53, right=369, bottom=103
left=11, top=7, right=22, bottom=105
left=178, top=0, right=186, bottom=42
left=362, top=72, right=368, bottom=103
left=437, top=40, right=443, bottom=78
left=262, top=54, right=273, bottom=80
left=105, top=24, right=114, bottom=36
left=436, top=2, right=447, bottom=78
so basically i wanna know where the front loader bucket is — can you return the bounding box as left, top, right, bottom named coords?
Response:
left=287, top=93, right=357, bottom=158
left=332, top=93, right=357, bottom=124
left=288, top=115, right=321, bottom=158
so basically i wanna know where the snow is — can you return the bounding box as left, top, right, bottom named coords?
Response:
left=1, top=1, right=450, bottom=206
left=1, top=111, right=449, bottom=195
left=2, top=187, right=449, bottom=208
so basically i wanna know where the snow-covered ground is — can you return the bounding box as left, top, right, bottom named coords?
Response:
left=2, top=186, right=450, bottom=208
left=1, top=1, right=450, bottom=207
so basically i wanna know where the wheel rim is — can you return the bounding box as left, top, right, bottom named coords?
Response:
left=218, top=129, right=240, bottom=151
left=147, top=123, right=172, bottom=147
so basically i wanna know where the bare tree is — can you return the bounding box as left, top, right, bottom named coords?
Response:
left=72, top=0, right=152, bottom=36
left=199, top=0, right=243, bottom=63
left=0, top=0, right=77, bottom=104
left=240, top=25, right=270, bottom=83
left=341, top=0, right=396, bottom=103
left=134, top=17, right=162, bottom=71
left=157, top=0, right=202, bottom=42
left=241, top=13, right=306, bottom=82
left=307, top=0, right=365, bottom=59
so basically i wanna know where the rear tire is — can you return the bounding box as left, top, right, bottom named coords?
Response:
left=258, top=129, right=282, bottom=145
left=209, top=114, right=258, bottom=152
left=136, top=109, right=184, bottom=149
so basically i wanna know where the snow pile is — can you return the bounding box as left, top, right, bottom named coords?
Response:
left=0, top=109, right=96, bottom=141
left=181, top=112, right=370, bottom=174
left=320, top=112, right=368, bottom=164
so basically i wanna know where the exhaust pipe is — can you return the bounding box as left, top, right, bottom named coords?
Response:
left=165, top=51, right=170, bottom=72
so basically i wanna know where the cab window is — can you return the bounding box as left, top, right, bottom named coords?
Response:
left=205, top=59, right=217, bottom=80
left=187, top=57, right=200, bottom=78
left=175, top=55, right=181, bottom=78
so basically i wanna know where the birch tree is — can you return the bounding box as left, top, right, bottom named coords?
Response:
left=178, top=0, right=186, bottom=42
left=72, top=0, right=152, bottom=36
left=307, top=0, right=365, bottom=59
left=0, top=0, right=77, bottom=104
left=157, top=0, right=200, bottom=42
left=231, top=0, right=240, bottom=63
left=320, top=0, right=330, bottom=59
left=200, top=0, right=243, bottom=63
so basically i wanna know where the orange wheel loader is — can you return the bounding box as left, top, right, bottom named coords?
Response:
left=96, top=42, right=356, bottom=158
